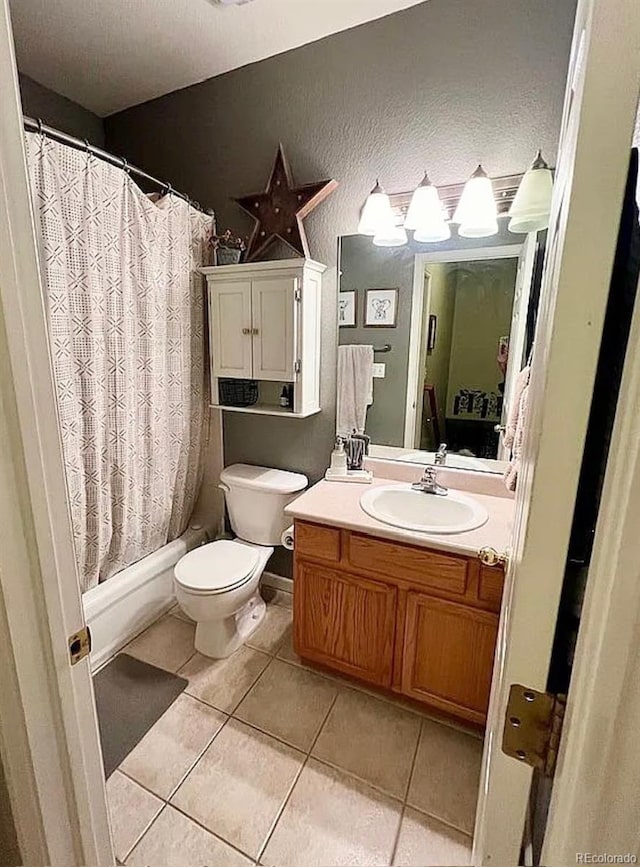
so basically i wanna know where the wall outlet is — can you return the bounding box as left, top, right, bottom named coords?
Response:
left=372, top=363, right=386, bottom=378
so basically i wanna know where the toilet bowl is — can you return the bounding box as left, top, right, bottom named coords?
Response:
left=174, top=464, right=307, bottom=658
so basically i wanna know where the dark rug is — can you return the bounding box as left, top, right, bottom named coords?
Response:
left=93, top=653, right=187, bottom=778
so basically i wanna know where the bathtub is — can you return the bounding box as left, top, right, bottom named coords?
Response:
left=83, top=525, right=209, bottom=672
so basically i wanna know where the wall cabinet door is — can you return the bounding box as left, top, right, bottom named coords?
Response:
left=401, top=591, right=498, bottom=723
left=294, top=561, right=397, bottom=687
left=209, top=280, right=253, bottom=378
left=251, top=276, right=297, bottom=381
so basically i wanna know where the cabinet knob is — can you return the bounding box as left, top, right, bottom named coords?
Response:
left=478, top=546, right=508, bottom=567
left=242, top=328, right=251, bottom=335
left=252, top=328, right=260, bottom=336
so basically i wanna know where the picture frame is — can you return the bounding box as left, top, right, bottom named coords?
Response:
left=364, top=288, right=398, bottom=328
left=338, top=290, right=357, bottom=327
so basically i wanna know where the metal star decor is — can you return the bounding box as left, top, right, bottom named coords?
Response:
left=234, top=144, right=338, bottom=261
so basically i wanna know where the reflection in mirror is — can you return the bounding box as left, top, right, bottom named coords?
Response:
left=337, top=229, right=541, bottom=474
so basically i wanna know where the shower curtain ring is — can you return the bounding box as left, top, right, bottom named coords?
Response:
left=36, top=117, right=43, bottom=135
left=121, top=157, right=130, bottom=174
left=83, top=139, right=90, bottom=154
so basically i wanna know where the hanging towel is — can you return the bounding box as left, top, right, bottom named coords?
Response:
left=504, top=369, right=530, bottom=492
left=337, top=345, right=374, bottom=436
left=503, top=364, right=531, bottom=450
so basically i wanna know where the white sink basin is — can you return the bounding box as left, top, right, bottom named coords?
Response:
left=360, top=484, right=489, bottom=534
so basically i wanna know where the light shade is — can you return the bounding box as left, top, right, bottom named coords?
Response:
left=452, top=165, right=498, bottom=238
left=405, top=173, right=451, bottom=243
left=508, top=151, right=553, bottom=233
left=373, top=218, right=408, bottom=247
left=358, top=181, right=393, bottom=236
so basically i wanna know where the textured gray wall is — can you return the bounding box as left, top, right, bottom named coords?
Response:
left=18, top=73, right=105, bottom=147
left=105, top=0, right=575, bottom=495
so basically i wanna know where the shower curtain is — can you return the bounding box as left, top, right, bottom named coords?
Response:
left=25, top=133, right=211, bottom=592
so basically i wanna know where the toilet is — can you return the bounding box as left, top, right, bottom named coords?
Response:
left=174, top=463, right=307, bottom=658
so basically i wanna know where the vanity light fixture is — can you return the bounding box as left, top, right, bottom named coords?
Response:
left=405, top=172, right=451, bottom=243
left=452, top=164, right=498, bottom=238
left=357, top=180, right=394, bottom=236
left=508, top=150, right=554, bottom=233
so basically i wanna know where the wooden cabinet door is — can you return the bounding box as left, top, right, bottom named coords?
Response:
left=294, top=561, right=396, bottom=688
left=402, top=591, right=498, bottom=724
left=251, top=276, right=297, bottom=382
left=208, top=280, right=253, bottom=378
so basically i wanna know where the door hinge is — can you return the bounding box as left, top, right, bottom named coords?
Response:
left=478, top=546, right=509, bottom=568
left=68, top=626, right=92, bottom=665
left=294, top=359, right=301, bottom=374
left=502, top=684, right=567, bottom=777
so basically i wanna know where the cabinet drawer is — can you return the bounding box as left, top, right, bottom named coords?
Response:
left=295, top=521, right=341, bottom=563
left=348, top=533, right=468, bottom=596
left=478, top=566, right=505, bottom=611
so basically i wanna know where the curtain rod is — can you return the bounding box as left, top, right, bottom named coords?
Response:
left=23, top=116, right=212, bottom=217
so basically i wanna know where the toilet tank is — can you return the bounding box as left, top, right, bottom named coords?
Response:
left=219, top=464, right=308, bottom=546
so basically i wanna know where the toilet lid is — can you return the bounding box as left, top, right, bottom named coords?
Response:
left=174, top=540, right=259, bottom=593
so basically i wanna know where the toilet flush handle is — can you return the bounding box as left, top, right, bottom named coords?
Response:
left=218, top=482, right=231, bottom=493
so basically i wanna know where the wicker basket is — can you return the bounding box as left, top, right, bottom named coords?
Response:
left=219, top=378, right=259, bottom=407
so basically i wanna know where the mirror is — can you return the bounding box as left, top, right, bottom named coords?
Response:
left=337, top=225, right=541, bottom=474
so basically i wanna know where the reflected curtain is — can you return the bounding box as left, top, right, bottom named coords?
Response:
left=26, top=133, right=211, bottom=592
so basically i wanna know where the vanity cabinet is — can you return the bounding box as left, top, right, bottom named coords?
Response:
left=293, top=520, right=504, bottom=726
left=202, top=259, right=324, bottom=418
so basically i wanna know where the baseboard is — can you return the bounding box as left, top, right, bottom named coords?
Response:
left=260, top=571, right=293, bottom=594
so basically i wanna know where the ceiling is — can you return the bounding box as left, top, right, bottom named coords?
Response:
left=10, top=0, right=427, bottom=117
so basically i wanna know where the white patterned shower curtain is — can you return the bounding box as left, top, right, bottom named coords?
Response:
left=26, top=133, right=211, bottom=592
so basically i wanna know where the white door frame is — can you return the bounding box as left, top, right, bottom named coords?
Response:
left=404, top=245, right=522, bottom=449
left=474, top=0, right=640, bottom=861
left=0, top=1, right=112, bottom=863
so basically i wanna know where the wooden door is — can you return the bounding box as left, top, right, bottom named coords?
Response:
left=209, top=280, right=253, bottom=378
left=294, top=561, right=397, bottom=687
left=402, top=592, right=498, bottom=725
left=251, top=275, right=297, bottom=382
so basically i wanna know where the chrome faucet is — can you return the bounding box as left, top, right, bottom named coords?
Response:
left=434, top=443, right=448, bottom=466
left=411, top=465, right=448, bottom=496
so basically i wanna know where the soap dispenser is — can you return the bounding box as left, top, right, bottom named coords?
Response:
left=327, top=436, right=348, bottom=477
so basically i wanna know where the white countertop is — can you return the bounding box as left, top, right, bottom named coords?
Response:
left=285, top=476, right=514, bottom=557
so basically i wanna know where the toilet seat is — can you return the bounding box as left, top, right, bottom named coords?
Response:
left=174, top=540, right=259, bottom=595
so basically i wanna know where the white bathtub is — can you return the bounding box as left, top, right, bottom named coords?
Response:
left=83, top=525, right=209, bottom=671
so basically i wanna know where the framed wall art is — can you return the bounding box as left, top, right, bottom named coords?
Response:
left=364, top=288, right=398, bottom=327
left=338, top=290, right=357, bottom=327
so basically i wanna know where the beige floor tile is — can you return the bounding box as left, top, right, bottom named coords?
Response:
left=393, top=806, right=472, bottom=866
left=125, top=614, right=195, bottom=673
left=106, top=770, right=162, bottom=863
left=274, top=624, right=301, bottom=666
left=407, top=719, right=483, bottom=835
left=171, top=719, right=304, bottom=859
left=179, top=645, right=270, bottom=712
left=312, top=688, right=421, bottom=798
left=235, top=659, right=337, bottom=750
left=170, top=603, right=194, bottom=624
left=262, top=758, right=402, bottom=867
left=246, top=604, right=292, bottom=654
left=119, top=694, right=226, bottom=798
left=260, top=586, right=293, bottom=609
left=127, top=804, right=252, bottom=867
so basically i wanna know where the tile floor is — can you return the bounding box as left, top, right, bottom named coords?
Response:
left=108, top=589, right=482, bottom=866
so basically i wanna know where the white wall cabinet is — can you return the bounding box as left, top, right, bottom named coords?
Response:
left=202, top=259, right=325, bottom=418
